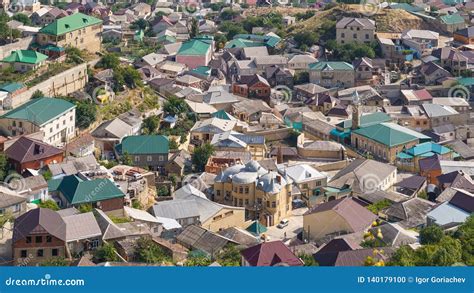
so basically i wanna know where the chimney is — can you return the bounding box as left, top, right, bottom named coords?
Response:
left=276, top=175, right=281, bottom=184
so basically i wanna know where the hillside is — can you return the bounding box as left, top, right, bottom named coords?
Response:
left=287, top=4, right=431, bottom=35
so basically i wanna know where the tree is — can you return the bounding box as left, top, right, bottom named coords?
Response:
left=42, top=170, right=52, bottom=181
left=185, top=255, right=212, bottom=266
left=131, top=18, right=148, bottom=31
left=65, top=46, right=85, bottom=64
left=389, top=245, right=415, bottom=266
left=299, top=254, right=318, bottom=266
left=293, top=31, right=318, bottom=49
left=190, top=17, right=199, bottom=38
left=93, top=243, right=118, bottom=263
left=219, top=21, right=247, bottom=40
left=163, top=96, right=188, bottom=116
left=74, top=100, right=97, bottom=129
left=217, top=245, right=241, bottom=266
left=142, top=115, right=160, bottom=134
left=157, top=185, right=169, bottom=197
left=122, top=152, right=133, bottom=166
left=169, top=139, right=179, bottom=150
left=192, top=143, right=215, bottom=172
left=453, top=215, right=474, bottom=265
left=31, top=90, right=44, bottom=99
left=0, top=153, right=9, bottom=181
left=12, top=13, right=31, bottom=25
left=293, top=72, right=309, bottom=85
left=38, top=200, right=60, bottom=211
left=78, top=203, right=93, bottom=213
left=98, top=53, right=120, bottom=70
left=39, top=258, right=69, bottom=266
left=113, top=66, right=143, bottom=90
left=420, top=225, right=444, bottom=245
left=0, top=212, right=14, bottom=238
left=135, top=237, right=171, bottom=264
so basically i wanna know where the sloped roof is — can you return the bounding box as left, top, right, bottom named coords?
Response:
left=1, top=97, right=75, bottom=126
left=6, top=136, right=63, bottom=164
left=13, top=208, right=66, bottom=243
left=241, top=241, right=303, bottom=266
left=352, top=122, right=430, bottom=147
left=39, top=13, right=102, bottom=36
left=116, top=135, right=169, bottom=155
left=2, top=50, right=48, bottom=64
left=177, top=39, right=211, bottom=56
left=62, top=212, right=102, bottom=242
left=309, top=61, right=354, bottom=71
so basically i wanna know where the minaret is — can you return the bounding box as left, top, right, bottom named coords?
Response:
left=352, top=90, right=361, bottom=131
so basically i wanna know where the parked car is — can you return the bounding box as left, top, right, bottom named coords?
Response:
left=277, top=219, right=289, bottom=229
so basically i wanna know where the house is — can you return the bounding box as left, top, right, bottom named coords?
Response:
left=265, top=65, right=293, bottom=87
left=48, top=174, right=125, bottom=214
left=232, top=74, right=271, bottom=100
left=419, top=62, right=452, bottom=85
left=165, top=149, right=191, bottom=177
left=37, top=13, right=103, bottom=53
left=421, top=103, right=463, bottom=128
left=427, top=192, right=471, bottom=228
left=294, top=83, right=330, bottom=101
left=385, top=197, right=435, bottom=229
left=281, top=164, right=327, bottom=206
left=0, top=97, right=76, bottom=146
left=439, top=13, right=466, bottom=33
left=232, top=99, right=272, bottom=123
left=454, top=26, right=474, bottom=45
left=59, top=211, right=102, bottom=255
left=152, top=16, right=174, bottom=33
left=190, top=117, right=236, bottom=143
left=130, top=2, right=151, bottom=18
left=367, top=223, right=417, bottom=247
left=210, top=131, right=266, bottom=160
left=394, top=175, right=427, bottom=197
left=401, top=29, right=439, bottom=50
left=309, top=62, right=355, bottom=88
left=16, top=175, right=48, bottom=204
left=67, top=133, right=95, bottom=157
left=336, top=17, right=376, bottom=44
left=432, top=47, right=470, bottom=72
left=288, top=55, right=318, bottom=72
left=39, top=7, right=68, bottom=26
left=303, top=197, right=377, bottom=241
left=5, top=136, right=64, bottom=173
left=1, top=50, right=48, bottom=73
left=253, top=56, right=288, bottom=75
left=12, top=208, right=67, bottom=266
left=241, top=241, right=303, bottom=266
left=326, top=159, right=397, bottom=198
left=419, top=155, right=442, bottom=185
left=91, top=118, right=134, bottom=156
left=0, top=187, right=27, bottom=217
left=176, top=38, right=213, bottom=70
left=115, top=135, right=169, bottom=172
left=213, top=160, right=292, bottom=226
left=176, top=225, right=231, bottom=257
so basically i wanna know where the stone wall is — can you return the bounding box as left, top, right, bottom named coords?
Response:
left=0, top=37, right=33, bottom=59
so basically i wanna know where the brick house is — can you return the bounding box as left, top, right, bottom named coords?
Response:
left=232, top=74, right=271, bottom=100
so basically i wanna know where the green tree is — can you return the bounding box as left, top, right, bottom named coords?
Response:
left=388, top=245, right=415, bottom=266
left=453, top=215, right=474, bottom=265
left=299, top=254, right=318, bottom=266
left=217, top=245, right=241, bottom=266
left=135, top=237, right=171, bottom=264
left=75, top=100, right=97, bottom=129
left=293, top=71, right=309, bottom=85
left=94, top=243, right=119, bottom=263
left=31, top=90, right=44, bottom=99
left=142, top=115, right=160, bottom=134
left=163, top=96, right=188, bottom=116
left=192, top=143, right=215, bottom=172
left=38, top=200, right=60, bottom=211
left=185, top=255, right=212, bottom=266
left=157, top=185, right=169, bottom=197
left=420, top=225, right=444, bottom=245
left=190, top=17, right=199, bottom=38
left=12, top=13, right=31, bottom=25
left=42, top=170, right=53, bottom=181
left=219, top=21, right=247, bottom=40
left=293, top=31, right=318, bottom=49
left=0, top=153, right=9, bottom=181
left=0, top=212, right=14, bottom=238
left=99, top=53, right=120, bottom=70
left=78, top=203, right=93, bottom=213
left=65, top=46, right=85, bottom=64
left=39, top=257, right=69, bottom=266
left=122, top=152, right=133, bottom=165
left=169, top=139, right=179, bottom=150
left=131, top=18, right=148, bottom=31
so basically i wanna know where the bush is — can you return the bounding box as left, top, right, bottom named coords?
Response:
left=420, top=225, right=444, bottom=245
left=38, top=200, right=60, bottom=211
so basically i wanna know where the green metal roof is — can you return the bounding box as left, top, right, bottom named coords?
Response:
left=116, top=135, right=169, bottom=155
left=246, top=220, right=267, bottom=235
left=337, top=112, right=391, bottom=130
left=0, top=97, right=75, bottom=126
left=233, top=34, right=281, bottom=48
left=2, top=50, right=48, bottom=64
left=440, top=13, right=465, bottom=25
left=0, top=82, right=25, bottom=93
left=39, top=13, right=102, bottom=36
left=309, top=61, right=354, bottom=71
left=404, top=142, right=451, bottom=156
left=224, top=38, right=264, bottom=49
left=457, top=77, right=474, bottom=87
left=353, top=122, right=430, bottom=147
left=177, top=39, right=211, bottom=56
left=52, top=175, right=124, bottom=205
left=212, top=110, right=233, bottom=120
left=191, top=66, right=211, bottom=76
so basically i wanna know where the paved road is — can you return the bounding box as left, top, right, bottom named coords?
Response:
left=265, top=207, right=308, bottom=242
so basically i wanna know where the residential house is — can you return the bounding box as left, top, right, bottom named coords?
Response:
left=232, top=74, right=271, bottom=100
left=294, top=83, right=330, bottom=101
left=176, top=38, right=213, bottom=70
left=336, top=17, right=376, bottom=44
left=241, top=241, right=303, bottom=266
left=454, top=26, right=474, bottom=45
left=394, top=175, right=427, bottom=197
left=0, top=188, right=27, bottom=217
left=253, top=56, right=288, bottom=75
left=1, top=50, right=48, bottom=73
left=418, top=62, right=452, bottom=85
left=419, top=155, right=442, bottom=185
left=59, top=210, right=102, bottom=255
left=39, top=7, right=68, bottom=26
left=48, top=174, right=125, bottom=215
left=396, top=141, right=455, bottom=172
left=288, top=55, right=317, bottom=72
left=213, top=160, right=292, bottom=226
left=210, top=131, right=266, bottom=160
left=190, top=117, right=237, bottom=143
left=176, top=225, right=231, bottom=257
left=37, top=13, right=103, bottom=53
left=91, top=118, right=134, bottom=156
left=115, top=135, right=169, bottom=172
left=17, top=175, right=48, bottom=204
left=432, top=47, right=470, bottom=72
left=385, top=197, right=435, bottom=229
left=309, top=62, right=355, bottom=88
left=265, top=65, right=293, bottom=87
left=303, top=197, right=377, bottom=241
left=282, top=164, right=327, bottom=206
left=439, top=13, right=466, bottom=33
left=0, top=97, right=76, bottom=146
left=5, top=136, right=64, bottom=173
left=401, top=29, right=439, bottom=52
left=232, top=99, right=272, bottom=123
left=421, top=103, right=464, bottom=128
left=400, top=89, right=433, bottom=105
left=130, top=2, right=151, bottom=18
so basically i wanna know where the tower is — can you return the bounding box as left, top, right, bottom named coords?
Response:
left=352, top=90, right=361, bottom=131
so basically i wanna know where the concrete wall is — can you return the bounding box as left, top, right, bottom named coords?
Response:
left=0, top=37, right=33, bottom=59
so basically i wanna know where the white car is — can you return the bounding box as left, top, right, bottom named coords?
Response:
left=277, top=219, right=289, bottom=229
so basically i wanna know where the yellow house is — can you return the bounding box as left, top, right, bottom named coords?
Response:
left=214, top=161, right=292, bottom=227
left=37, top=13, right=103, bottom=53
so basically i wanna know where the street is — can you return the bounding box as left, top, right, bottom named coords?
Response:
left=265, top=207, right=308, bottom=242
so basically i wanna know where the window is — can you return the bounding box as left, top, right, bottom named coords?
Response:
left=316, top=181, right=321, bottom=187
left=37, top=249, right=44, bottom=257
left=245, top=199, right=249, bottom=205
left=52, top=249, right=58, bottom=256
left=46, top=236, right=52, bottom=243
left=147, top=156, right=152, bottom=162
left=353, top=34, right=357, bottom=39
left=272, top=201, right=276, bottom=208
left=20, top=250, right=27, bottom=258
left=239, top=187, right=243, bottom=193
left=216, top=190, right=221, bottom=196
left=12, top=121, right=16, bottom=127
left=245, top=187, right=249, bottom=194
left=365, top=34, right=369, bottom=39
left=26, top=236, right=32, bottom=244
left=134, top=156, right=140, bottom=162
left=50, top=128, right=53, bottom=133
left=159, top=155, right=164, bottom=161
left=35, top=236, right=42, bottom=243
left=341, top=33, right=345, bottom=38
